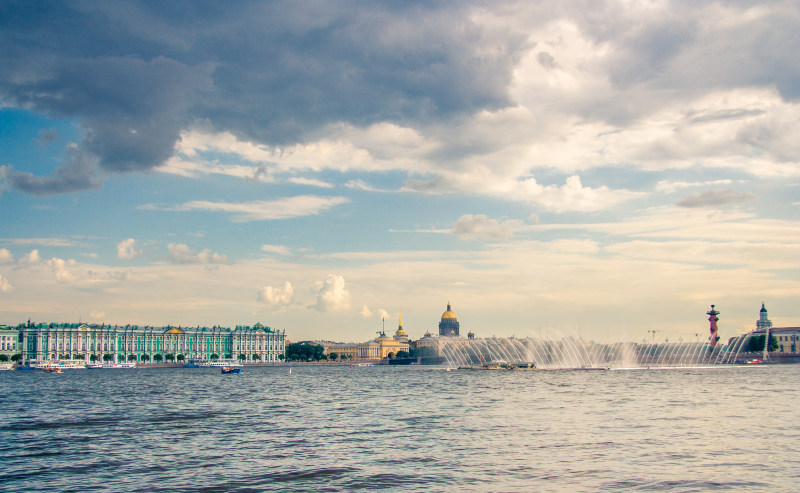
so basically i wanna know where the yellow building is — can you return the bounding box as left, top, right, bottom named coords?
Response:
left=357, top=315, right=410, bottom=359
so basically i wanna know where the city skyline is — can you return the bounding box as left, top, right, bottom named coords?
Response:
left=2, top=1, right=799, bottom=342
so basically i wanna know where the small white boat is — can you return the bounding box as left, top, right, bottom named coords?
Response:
left=0, top=363, right=15, bottom=371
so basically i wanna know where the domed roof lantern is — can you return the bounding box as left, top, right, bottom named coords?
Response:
left=441, top=302, right=457, bottom=320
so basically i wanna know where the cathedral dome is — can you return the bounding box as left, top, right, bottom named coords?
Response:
left=441, top=303, right=457, bottom=320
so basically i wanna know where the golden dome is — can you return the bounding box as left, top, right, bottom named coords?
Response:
left=441, top=303, right=457, bottom=320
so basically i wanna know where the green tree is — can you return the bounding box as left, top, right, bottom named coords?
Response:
left=746, top=334, right=779, bottom=352
left=225, top=354, right=232, bottom=359
left=103, top=354, right=113, bottom=362
left=177, top=354, right=185, bottom=362
left=278, top=353, right=285, bottom=361
left=90, top=354, right=99, bottom=362
left=165, top=353, right=175, bottom=362
left=238, top=353, right=247, bottom=361
left=128, top=354, right=137, bottom=362
left=396, top=350, right=409, bottom=358
left=252, top=354, right=260, bottom=361
left=118, top=354, right=125, bottom=362
left=0, top=354, right=8, bottom=362
left=11, top=354, right=21, bottom=362
left=210, top=353, right=219, bottom=360
left=329, top=352, right=338, bottom=361
left=141, top=354, right=150, bottom=362
left=285, top=343, right=324, bottom=361
left=153, top=354, right=163, bottom=362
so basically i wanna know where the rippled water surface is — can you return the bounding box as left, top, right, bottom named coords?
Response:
left=1, top=364, right=798, bottom=492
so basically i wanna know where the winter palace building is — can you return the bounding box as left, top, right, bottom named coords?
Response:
left=17, top=321, right=285, bottom=364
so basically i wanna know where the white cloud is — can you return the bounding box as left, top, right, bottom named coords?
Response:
left=260, top=244, right=292, bottom=256
left=47, top=257, right=78, bottom=283
left=655, top=179, right=735, bottom=194
left=0, top=248, right=13, bottom=264
left=360, top=305, right=372, bottom=318
left=90, top=310, right=105, bottom=319
left=676, top=189, right=757, bottom=208
left=313, top=274, right=352, bottom=312
left=152, top=195, right=349, bottom=222
left=0, top=274, right=12, bottom=292
left=287, top=177, right=334, bottom=188
left=258, top=281, right=294, bottom=308
left=117, top=238, right=142, bottom=259
left=378, top=308, right=391, bottom=321
left=21, top=249, right=41, bottom=265
left=452, top=214, right=524, bottom=240
left=167, top=243, right=231, bottom=265
left=517, top=175, right=642, bottom=213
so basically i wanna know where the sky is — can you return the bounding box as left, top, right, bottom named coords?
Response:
left=1, top=0, right=799, bottom=344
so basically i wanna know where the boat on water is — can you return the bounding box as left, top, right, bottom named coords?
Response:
left=86, top=363, right=136, bottom=369
left=221, top=367, right=242, bottom=374
left=43, top=368, right=62, bottom=373
left=0, top=364, right=14, bottom=371
left=202, top=360, right=242, bottom=368
left=33, top=361, right=86, bottom=370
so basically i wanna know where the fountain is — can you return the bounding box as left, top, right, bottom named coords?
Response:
left=431, top=305, right=759, bottom=369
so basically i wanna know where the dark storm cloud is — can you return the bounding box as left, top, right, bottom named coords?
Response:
left=676, top=189, right=756, bottom=208
left=8, top=147, right=102, bottom=196
left=0, top=0, right=525, bottom=194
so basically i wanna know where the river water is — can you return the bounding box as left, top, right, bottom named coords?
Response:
left=1, top=364, right=798, bottom=492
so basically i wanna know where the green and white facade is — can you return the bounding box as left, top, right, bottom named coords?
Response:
left=0, top=325, right=20, bottom=361
left=18, top=321, right=285, bottom=364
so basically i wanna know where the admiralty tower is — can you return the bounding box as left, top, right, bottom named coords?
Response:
left=438, top=302, right=460, bottom=336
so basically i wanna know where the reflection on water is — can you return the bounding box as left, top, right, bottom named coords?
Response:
left=1, top=365, right=798, bottom=491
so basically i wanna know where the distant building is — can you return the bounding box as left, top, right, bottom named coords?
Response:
left=757, top=302, right=773, bottom=331
left=438, top=303, right=460, bottom=336
left=0, top=325, right=20, bottom=361
left=358, top=315, right=410, bottom=358
left=751, top=304, right=798, bottom=354
left=17, top=321, right=285, bottom=364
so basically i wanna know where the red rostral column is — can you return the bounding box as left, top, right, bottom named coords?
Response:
left=707, top=305, right=721, bottom=347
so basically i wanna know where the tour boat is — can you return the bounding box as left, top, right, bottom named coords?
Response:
left=221, top=366, right=242, bottom=374
left=0, top=364, right=13, bottom=371
left=86, top=363, right=136, bottom=369
left=202, top=360, right=241, bottom=367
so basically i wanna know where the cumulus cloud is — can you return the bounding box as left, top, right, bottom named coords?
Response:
left=313, top=274, right=352, bottom=312
left=90, top=310, right=105, bottom=319
left=452, top=214, right=524, bottom=240
left=360, top=305, right=373, bottom=318
left=167, top=243, right=231, bottom=264
left=676, top=189, right=757, bottom=208
left=116, top=238, right=142, bottom=259
left=21, top=250, right=41, bottom=265
left=258, top=281, right=295, bottom=308
left=47, top=257, right=78, bottom=283
left=0, top=249, right=13, bottom=264
left=0, top=274, right=12, bottom=292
